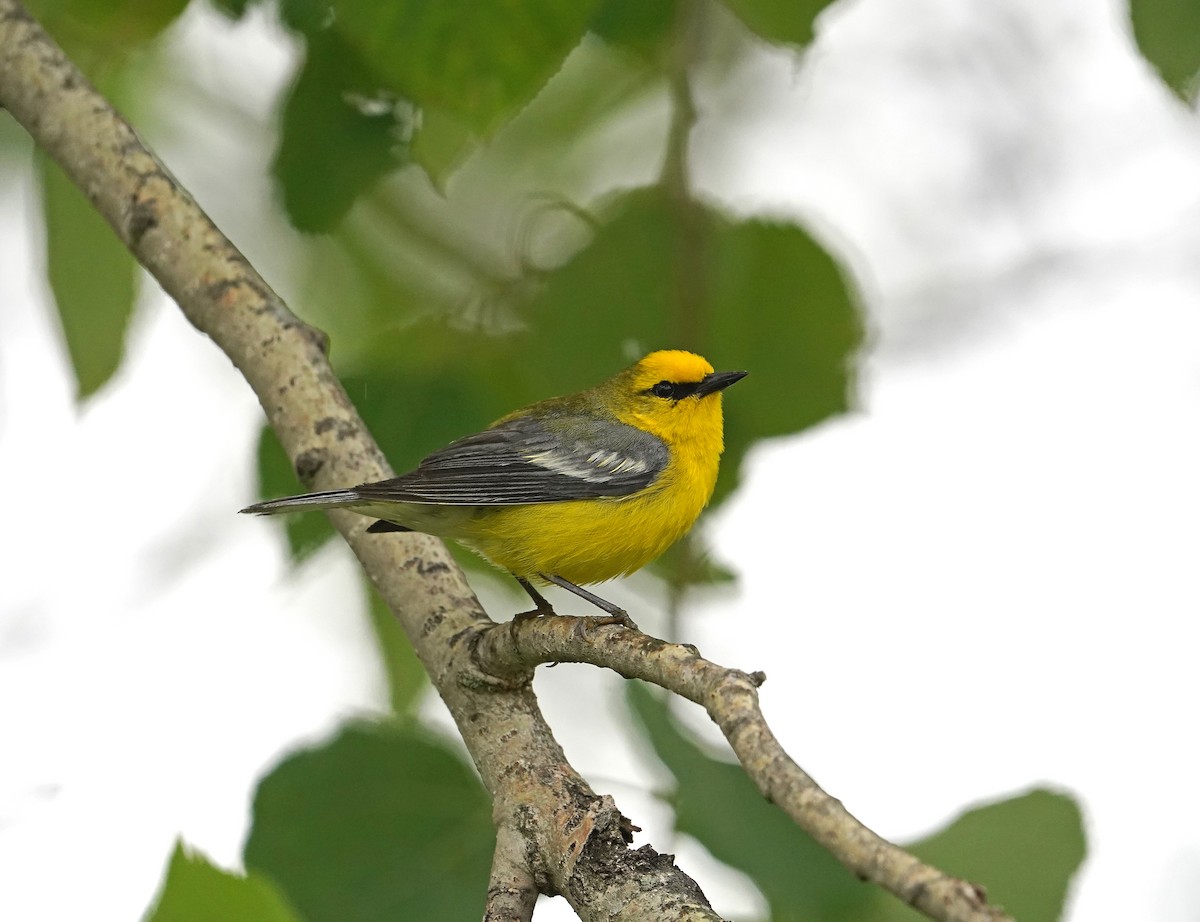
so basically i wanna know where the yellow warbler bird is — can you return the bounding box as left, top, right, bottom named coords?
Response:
left=241, top=350, right=746, bottom=621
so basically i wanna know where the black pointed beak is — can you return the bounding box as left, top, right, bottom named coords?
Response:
left=695, top=370, right=748, bottom=397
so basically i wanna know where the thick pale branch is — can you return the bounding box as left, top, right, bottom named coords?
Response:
left=475, top=618, right=1015, bottom=922
left=0, top=4, right=718, bottom=919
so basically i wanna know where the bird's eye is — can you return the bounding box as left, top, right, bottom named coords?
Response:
left=652, top=381, right=675, bottom=399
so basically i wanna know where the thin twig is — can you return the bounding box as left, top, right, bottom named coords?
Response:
left=474, top=617, right=1014, bottom=922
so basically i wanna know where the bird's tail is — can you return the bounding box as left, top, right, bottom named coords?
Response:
left=240, top=490, right=363, bottom=516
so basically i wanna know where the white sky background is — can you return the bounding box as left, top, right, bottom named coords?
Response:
left=1, top=0, right=1199, bottom=920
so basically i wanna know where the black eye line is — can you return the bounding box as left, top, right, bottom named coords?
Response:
left=644, top=380, right=701, bottom=401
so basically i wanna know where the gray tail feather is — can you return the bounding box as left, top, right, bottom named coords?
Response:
left=240, top=490, right=362, bottom=516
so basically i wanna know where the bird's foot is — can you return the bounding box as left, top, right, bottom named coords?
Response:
left=593, top=609, right=639, bottom=631
left=570, top=610, right=639, bottom=637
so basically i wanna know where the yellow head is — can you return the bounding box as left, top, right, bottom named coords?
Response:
left=605, top=350, right=747, bottom=448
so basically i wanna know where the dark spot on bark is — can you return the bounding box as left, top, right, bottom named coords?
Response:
left=721, top=713, right=754, bottom=742
left=128, top=197, right=158, bottom=245
left=448, top=627, right=474, bottom=648
left=294, top=449, right=325, bottom=482
left=418, top=559, right=450, bottom=577
left=421, top=611, right=446, bottom=637
left=205, top=277, right=245, bottom=304
left=312, top=417, right=357, bottom=441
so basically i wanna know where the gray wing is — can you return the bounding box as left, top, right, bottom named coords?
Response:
left=351, top=414, right=668, bottom=506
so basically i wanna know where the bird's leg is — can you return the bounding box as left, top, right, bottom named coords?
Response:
left=542, top=574, right=638, bottom=631
left=514, top=577, right=557, bottom=620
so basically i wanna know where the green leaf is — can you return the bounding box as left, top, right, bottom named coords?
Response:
left=245, top=722, right=493, bottom=922
left=1129, top=0, right=1200, bottom=99
left=629, top=685, right=1087, bottom=922
left=628, top=684, right=872, bottom=921
left=330, top=0, right=601, bottom=136
left=884, top=790, right=1086, bottom=922
left=365, top=579, right=428, bottom=717
left=274, top=30, right=410, bottom=232
left=143, top=842, right=302, bottom=922
left=36, top=150, right=138, bottom=400
left=722, top=0, right=838, bottom=47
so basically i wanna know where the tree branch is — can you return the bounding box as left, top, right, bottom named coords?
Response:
left=475, top=617, right=1015, bottom=922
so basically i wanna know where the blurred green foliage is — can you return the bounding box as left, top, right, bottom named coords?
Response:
left=243, top=723, right=494, bottom=922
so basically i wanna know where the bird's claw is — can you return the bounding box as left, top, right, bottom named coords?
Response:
left=569, top=612, right=638, bottom=641
left=589, top=610, right=639, bottom=632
